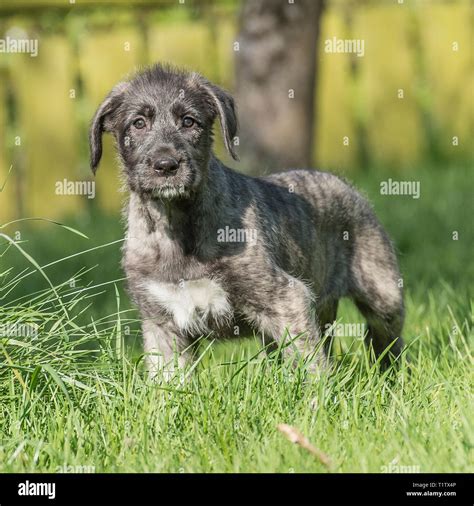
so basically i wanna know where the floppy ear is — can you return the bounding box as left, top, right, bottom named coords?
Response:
left=200, top=79, right=239, bottom=161
left=89, top=82, right=128, bottom=174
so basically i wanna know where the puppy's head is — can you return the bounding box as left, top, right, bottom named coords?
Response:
left=89, top=64, right=238, bottom=200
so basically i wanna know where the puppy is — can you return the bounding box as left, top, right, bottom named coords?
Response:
left=90, top=64, right=404, bottom=379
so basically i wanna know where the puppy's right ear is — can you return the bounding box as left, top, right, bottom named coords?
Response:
left=89, top=82, right=127, bottom=174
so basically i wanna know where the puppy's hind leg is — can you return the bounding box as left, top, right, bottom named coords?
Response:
left=316, top=300, right=339, bottom=358
left=349, top=226, right=405, bottom=365
left=247, top=274, right=328, bottom=373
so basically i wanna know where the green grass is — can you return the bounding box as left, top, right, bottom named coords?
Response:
left=0, top=164, right=473, bottom=473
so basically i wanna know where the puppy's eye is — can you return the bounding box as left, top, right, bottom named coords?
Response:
left=133, top=118, right=146, bottom=129
left=182, top=116, right=195, bottom=128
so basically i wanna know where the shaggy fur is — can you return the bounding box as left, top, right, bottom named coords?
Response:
left=90, top=64, right=404, bottom=379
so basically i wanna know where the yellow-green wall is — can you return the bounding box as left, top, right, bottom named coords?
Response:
left=0, top=1, right=472, bottom=221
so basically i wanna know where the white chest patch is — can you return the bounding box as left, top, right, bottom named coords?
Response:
left=144, top=278, right=232, bottom=333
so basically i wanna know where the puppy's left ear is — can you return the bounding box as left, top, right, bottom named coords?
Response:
left=200, top=80, right=239, bottom=161
left=89, top=82, right=128, bottom=174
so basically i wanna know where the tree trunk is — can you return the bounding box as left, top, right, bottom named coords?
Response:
left=235, top=0, right=325, bottom=175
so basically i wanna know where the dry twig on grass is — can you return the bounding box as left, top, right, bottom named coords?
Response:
left=277, top=423, right=333, bottom=470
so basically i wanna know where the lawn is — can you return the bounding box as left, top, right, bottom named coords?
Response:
left=0, top=164, right=472, bottom=473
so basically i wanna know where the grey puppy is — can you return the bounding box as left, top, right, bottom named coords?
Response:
left=90, top=64, right=404, bottom=379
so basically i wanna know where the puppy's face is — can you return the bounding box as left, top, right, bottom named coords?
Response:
left=113, top=77, right=215, bottom=200
left=90, top=65, right=238, bottom=200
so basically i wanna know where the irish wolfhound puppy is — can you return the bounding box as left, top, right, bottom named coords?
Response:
left=90, top=64, right=404, bottom=379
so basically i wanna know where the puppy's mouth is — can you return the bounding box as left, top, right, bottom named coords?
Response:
left=132, top=159, right=199, bottom=200
left=151, top=183, right=191, bottom=200
left=150, top=166, right=195, bottom=200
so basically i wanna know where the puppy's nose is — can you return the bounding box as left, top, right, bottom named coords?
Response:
left=153, top=157, right=179, bottom=175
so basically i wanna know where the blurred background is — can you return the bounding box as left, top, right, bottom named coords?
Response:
left=0, top=0, right=472, bottom=338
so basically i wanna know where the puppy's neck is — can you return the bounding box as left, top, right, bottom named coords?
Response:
left=127, top=158, right=227, bottom=257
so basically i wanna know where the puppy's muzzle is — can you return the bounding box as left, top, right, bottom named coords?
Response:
left=153, top=157, right=179, bottom=176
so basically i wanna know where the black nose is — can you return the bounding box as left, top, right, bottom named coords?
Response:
left=153, top=157, right=179, bottom=175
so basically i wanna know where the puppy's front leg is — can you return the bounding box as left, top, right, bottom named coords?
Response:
left=142, top=319, right=192, bottom=382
